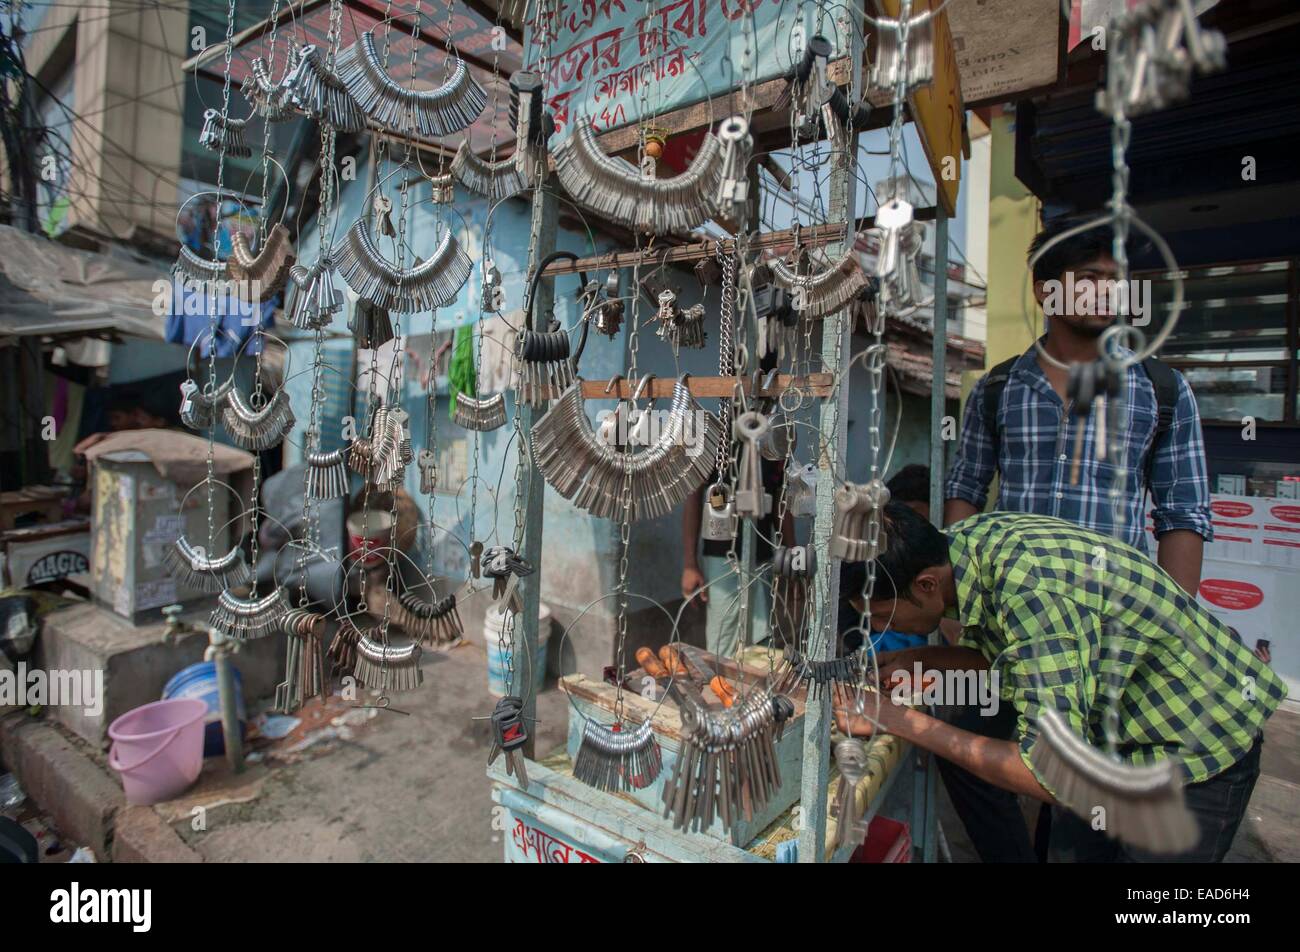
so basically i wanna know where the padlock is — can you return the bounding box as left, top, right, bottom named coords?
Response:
left=701, top=483, right=737, bottom=542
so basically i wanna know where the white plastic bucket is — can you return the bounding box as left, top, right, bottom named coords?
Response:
left=485, top=602, right=550, bottom=697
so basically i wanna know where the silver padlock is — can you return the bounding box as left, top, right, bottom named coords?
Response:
left=701, top=483, right=737, bottom=542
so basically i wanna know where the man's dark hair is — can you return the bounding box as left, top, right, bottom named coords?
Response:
left=1028, top=220, right=1114, bottom=283
left=885, top=463, right=930, bottom=505
left=1028, top=212, right=1165, bottom=284
left=870, top=502, right=950, bottom=603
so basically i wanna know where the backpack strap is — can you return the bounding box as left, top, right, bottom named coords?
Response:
left=1140, top=355, right=1180, bottom=489
left=980, top=356, right=1019, bottom=445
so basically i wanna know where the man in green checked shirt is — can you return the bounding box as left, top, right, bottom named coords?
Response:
left=834, top=504, right=1285, bottom=862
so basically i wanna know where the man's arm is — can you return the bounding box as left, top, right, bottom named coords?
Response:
left=873, top=644, right=990, bottom=682
left=836, top=699, right=1055, bottom=802
left=1150, top=373, right=1212, bottom=595
left=1157, top=529, right=1204, bottom=597
left=681, top=485, right=707, bottom=603
left=945, top=499, right=980, bottom=525
left=943, top=376, right=997, bottom=526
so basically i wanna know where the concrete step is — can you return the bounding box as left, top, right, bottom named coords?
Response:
left=33, top=601, right=284, bottom=748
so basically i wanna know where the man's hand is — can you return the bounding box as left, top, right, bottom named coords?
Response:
left=832, top=685, right=902, bottom=739
left=871, top=648, right=926, bottom=687
left=681, top=566, right=707, bottom=604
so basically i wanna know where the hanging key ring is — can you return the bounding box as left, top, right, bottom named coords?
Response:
left=183, top=324, right=247, bottom=399
left=234, top=153, right=293, bottom=235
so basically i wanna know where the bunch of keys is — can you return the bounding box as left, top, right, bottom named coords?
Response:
left=869, top=13, right=934, bottom=97
left=758, top=287, right=798, bottom=362
left=487, top=695, right=530, bottom=788
left=1066, top=359, right=1122, bottom=485
left=595, top=270, right=625, bottom=338
left=375, top=195, right=396, bottom=237
left=771, top=694, right=796, bottom=742
left=793, top=35, right=833, bottom=134
left=1100, top=0, right=1227, bottom=117
left=481, top=545, right=534, bottom=601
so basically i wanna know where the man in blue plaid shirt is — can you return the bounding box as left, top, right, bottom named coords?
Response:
left=944, top=222, right=1212, bottom=595
left=937, top=221, right=1213, bottom=862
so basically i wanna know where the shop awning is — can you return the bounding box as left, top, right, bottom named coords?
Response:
left=0, top=225, right=166, bottom=343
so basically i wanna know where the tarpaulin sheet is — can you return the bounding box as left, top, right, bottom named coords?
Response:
left=0, top=225, right=165, bottom=342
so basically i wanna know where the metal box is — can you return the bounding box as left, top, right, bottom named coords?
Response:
left=89, top=451, right=234, bottom=622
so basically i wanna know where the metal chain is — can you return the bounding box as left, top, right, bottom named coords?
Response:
left=204, top=0, right=238, bottom=561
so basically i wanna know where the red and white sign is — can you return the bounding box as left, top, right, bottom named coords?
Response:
left=1212, top=500, right=1256, bottom=519
left=1199, top=578, right=1265, bottom=612
left=1269, top=504, right=1300, bottom=525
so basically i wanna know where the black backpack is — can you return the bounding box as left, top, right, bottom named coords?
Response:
left=980, top=354, right=1179, bottom=489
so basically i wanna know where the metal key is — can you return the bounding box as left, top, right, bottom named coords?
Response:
left=873, top=197, right=914, bottom=280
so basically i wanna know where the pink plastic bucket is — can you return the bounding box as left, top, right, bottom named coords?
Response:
left=108, top=698, right=207, bottom=805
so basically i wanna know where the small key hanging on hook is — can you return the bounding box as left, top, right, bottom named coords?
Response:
left=733, top=412, right=773, bottom=519
left=597, top=269, right=625, bottom=337
left=832, top=737, right=871, bottom=851
left=1066, top=361, right=1102, bottom=486
left=489, top=695, right=530, bottom=788
left=482, top=545, right=534, bottom=601
left=873, top=196, right=914, bottom=282
left=1073, top=358, right=1123, bottom=475
left=482, top=259, right=505, bottom=313
left=714, top=116, right=753, bottom=226
left=375, top=195, right=396, bottom=238
left=417, top=449, right=438, bottom=494
left=830, top=479, right=891, bottom=562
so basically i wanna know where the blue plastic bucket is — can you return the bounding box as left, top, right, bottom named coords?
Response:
left=162, top=662, right=246, bottom=757
left=485, top=603, right=550, bottom=697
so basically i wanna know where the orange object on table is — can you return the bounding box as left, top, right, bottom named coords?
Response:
left=636, top=646, right=669, bottom=679
left=657, top=645, right=688, bottom=676
left=709, top=675, right=737, bottom=708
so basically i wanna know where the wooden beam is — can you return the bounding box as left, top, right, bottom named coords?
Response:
left=538, top=208, right=938, bottom=277
left=574, top=373, right=833, bottom=401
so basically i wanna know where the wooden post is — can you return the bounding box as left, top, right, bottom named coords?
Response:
left=516, top=183, right=559, bottom=759
left=797, top=19, right=862, bottom=864
left=917, top=206, right=949, bottom=862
